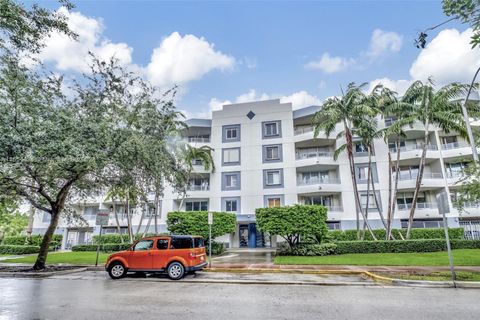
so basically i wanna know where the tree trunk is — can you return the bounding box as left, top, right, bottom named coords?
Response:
left=406, top=121, right=430, bottom=238
left=112, top=202, right=123, bottom=243
left=142, top=206, right=154, bottom=238
left=361, top=148, right=373, bottom=240
left=33, top=208, right=61, bottom=270
left=344, top=123, right=376, bottom=240
left=154, top=192, right=159, bottom=234
left=126, top=193, right=133, bottom=243
left=135, top=202, right=146, bottom=235
left=388, top=139, right=401, bottom=240
left=368, top=145, right=388, bottom=231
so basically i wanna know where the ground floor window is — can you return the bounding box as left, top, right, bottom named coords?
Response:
left=400, top=219, right=443, bottom=229
left=327, top=221, right=341, bottom=230
left=186, top=201, right=208, bottom=211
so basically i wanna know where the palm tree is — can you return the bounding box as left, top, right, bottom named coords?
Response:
left=313, top=83, right=378, bottom=240
left=388, top=80, right=475, bottom=238
left=178, top=144, right=215, bottom=210
left=105, top=184, right=140, bottom=243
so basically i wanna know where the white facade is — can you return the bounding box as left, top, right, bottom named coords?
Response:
left=31, top=99, right=480, bottom=248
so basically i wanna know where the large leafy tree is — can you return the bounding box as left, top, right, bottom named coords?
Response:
left=0, top=56, right=186, bottom=269
left=0, top=197, right=27, bottom=242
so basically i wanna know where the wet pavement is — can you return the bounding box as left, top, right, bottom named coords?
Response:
left=211, top=249, right=276, bottom=265
left=1, top=271, right=479, bottom=320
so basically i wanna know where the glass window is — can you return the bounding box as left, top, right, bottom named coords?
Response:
left=266, top=146, right=279, bottom=160
left=225, top=174, right=238, bottom=188
left=360, top=194, right=377, bottom=209
left=186, top=201, right=208, bottom=211
left=225, top=200, right=237, bottom=212
left=357, top=166, right=369, bottom=181
left=266, top=171, right=281, bottom=185
left=194, top=238, right=205, bottom=248
left=133, top=240, right=153, bottom=251
left=170, top=237, right=192, bottom=249
left=223, top=148, right=240, bottom=164
left=226, top=128, right=238, bottom=139
left=355, top=142, right=368, bottom=153
left=267, top=198, right=281, bottom=208
left=157, top=239, right=169, bottom=250
left=265, top=123, right=278, bottom=136
left=442, top=136, right=458, bottom=144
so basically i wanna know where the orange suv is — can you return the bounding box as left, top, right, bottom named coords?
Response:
left=105, top=235, right=207, bottom=280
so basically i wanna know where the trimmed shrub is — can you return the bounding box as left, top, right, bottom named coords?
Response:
left=167, top=211, right=236, bottom=241
left=72, top=243, right=131, bottom=252
left=277, top=243, right=337, bottom=256
left=2, top=234, right=63, bottom=247
left=256, top=205, right=328, bottom=247
left=206, top=242, right=225, bottom=255
left=328, top=228, right=464, bottom=242
left=0, top=245, right=40, bottom=254
left=335, top=239, right=480, bottom=254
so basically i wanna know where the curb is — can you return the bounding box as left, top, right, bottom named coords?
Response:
left=0, top=267, right=87, bottom=279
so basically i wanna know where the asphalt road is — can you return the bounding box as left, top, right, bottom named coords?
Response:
left=1, top=272, right=479, bottom=320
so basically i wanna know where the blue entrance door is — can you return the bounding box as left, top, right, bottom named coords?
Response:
left=248, top=223, right=257, bottom=248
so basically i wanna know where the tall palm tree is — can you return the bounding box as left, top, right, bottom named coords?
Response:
left=105, top=184, right=140, bottom=243
left=179, top=144, right=215, bottom=210
left=313, top=83, right=378, bottom=240
left=388, top=80, right=475, bottom=238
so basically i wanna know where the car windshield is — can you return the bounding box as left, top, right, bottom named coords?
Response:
left=133, top=240, right=153, bottom=251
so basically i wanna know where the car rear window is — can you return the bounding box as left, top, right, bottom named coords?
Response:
left=157, top=239, right=169, bottom=250
left=170, top=237, right=192, bottom=249
left=194, top=238, right=205, bottom=248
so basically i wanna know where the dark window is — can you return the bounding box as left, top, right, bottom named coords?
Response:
left=156, top=239, right=169, bottom=250
left=194, top=238, right=205, bottom=248
left=226, top=200, right=237, bottom=212
left=170, top=237, right=193, bottom=249
left=133, top=240, right=153, bottom=251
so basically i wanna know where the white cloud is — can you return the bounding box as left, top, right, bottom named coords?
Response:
left=34, top=7, right=133, bottom=73
left=235, top=89, right=271, bottom=103
left=146, top=32, right=235, bottom=87
left=410, top=28, right=480, bottom=84
left=368, top=78, right=412, bottom=95
left=280, top=91, right=322, bottom=109
left=305, top=53, right=354, bottom=73
left=367, top=29, right=403, bottom=58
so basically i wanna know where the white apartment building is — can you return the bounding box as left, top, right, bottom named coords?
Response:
left=31, top=99, right=480, bottom=249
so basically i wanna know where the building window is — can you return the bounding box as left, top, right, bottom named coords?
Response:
left=222, top=197, right=240, bottom=213
left=263, top=144, right=282, bottom=163
left=222, top=147, right=240, bottom=165
left=262, top=121, right=282, bottom=139
left=42, top=212, right=51, bottom=223
left=185, top=201, right=208, bottom=211
left=401, top=219, right=443, bottom=229
left=356, top=166, right=369, bottom=181
left=222, top=124, right=241, bottom=142
left=263, top=169, right=283, bottom=188
left=225, top=200, right=237, bottom=212
left=355, top=164, right=378, bottom=183
left=303, top=195, right=333, bottom=206
left=84, top=205, right=99, bottom=220
left=396, top=192, right=427, bottom=210
left=222, top=171, right=241, bottom=191
left=327, top=221, right=341, bottom=230
left=360, top=192, right=380, bottom=210
left=264, top=195, right=284, bottom=207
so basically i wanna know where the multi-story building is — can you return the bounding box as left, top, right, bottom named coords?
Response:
left=31, top=99, right=480, bottom=249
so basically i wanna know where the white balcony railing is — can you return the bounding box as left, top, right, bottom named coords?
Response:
left=296, top=148, right=333, bottom=160
left=326, top=205, right=343, bottom=212
left=397, top=202, right=437, bottom=210
left=294, top=125, right=315, bottom=135
left=187, top=137, right=210, bottom=143
left=187, top=184, right=210, bottom=191
left=441, top=141, right=469, bottom=150
left=297, top=176, right=341, bottom=185
left=396, top=172, right=443, bottom=181
left=446, top=171, right=463, bottom=179
left=389, top=144, right=437, bottom=153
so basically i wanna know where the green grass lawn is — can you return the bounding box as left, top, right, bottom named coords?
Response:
left=1, top=252, right=111, bottom=265
left=376, top=271, right=480, bottom=282
left=274, top=249, right=480, bottom=266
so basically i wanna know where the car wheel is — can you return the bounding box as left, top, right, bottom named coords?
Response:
left=167, top=262, right=185, bottom=280
left=108, top=261, right=126, bottom=279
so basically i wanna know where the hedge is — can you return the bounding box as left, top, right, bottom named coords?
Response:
left=328, top=228, right=464, bottom=242
left=335, top=239, right=480, bottom=254
left=0, top=245, right=40, bottom=255
left=2, top=234, right=63, bottom=247
left=167, top=211, right=236, bottom=241
left=277, top=243, right=337, bottom=256
left=72, top=243, right=131, bottom=252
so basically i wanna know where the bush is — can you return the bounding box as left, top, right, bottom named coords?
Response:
left=167, top=211, right=236, bottom=241
left=206, top=242, right=225, bottom=255
left=335, top=239, right=480, bottom=254
left=0, top=245, right=39, bottom=254
left=256, top=205, right=328, bottom=247
left=277, top=243, right=337, bottom=256
left=328, top=228, right=464, bottom=242
left=72, top=243, right=131, bottom=252
left=2, top=234, right=63, bottom=247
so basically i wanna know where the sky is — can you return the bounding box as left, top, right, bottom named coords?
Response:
left=33, top=0, right=479, bottom=118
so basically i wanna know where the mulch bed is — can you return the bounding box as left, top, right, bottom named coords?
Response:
left=0, top=266, right=80, bottom=273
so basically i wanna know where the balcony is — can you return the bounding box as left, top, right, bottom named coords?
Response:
left=442, top=141, right=469, bottom=150
left=397, top=202, right=438, bottom=211
left=294, top=125, right=314, bottom=135
left=297, top=176, right=340, bottom=186
left=389, top=144, right=438, bottom=153
left=186, top=136, right=210, bottom=143
left=296, top=148, right=333, bottom=160
left=397, top=172, right=443, bottom=181
left=187, top=184, right=210, bottom=191
left=325, top=205, right=344, bottom=212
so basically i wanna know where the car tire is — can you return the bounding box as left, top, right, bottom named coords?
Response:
left=108, top=261, right=127, bottom=280
left=167, top=262, right=185, bottom=280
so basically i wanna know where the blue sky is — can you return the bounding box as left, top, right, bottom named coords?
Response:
left=36, top=0, right=475, bottom=117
